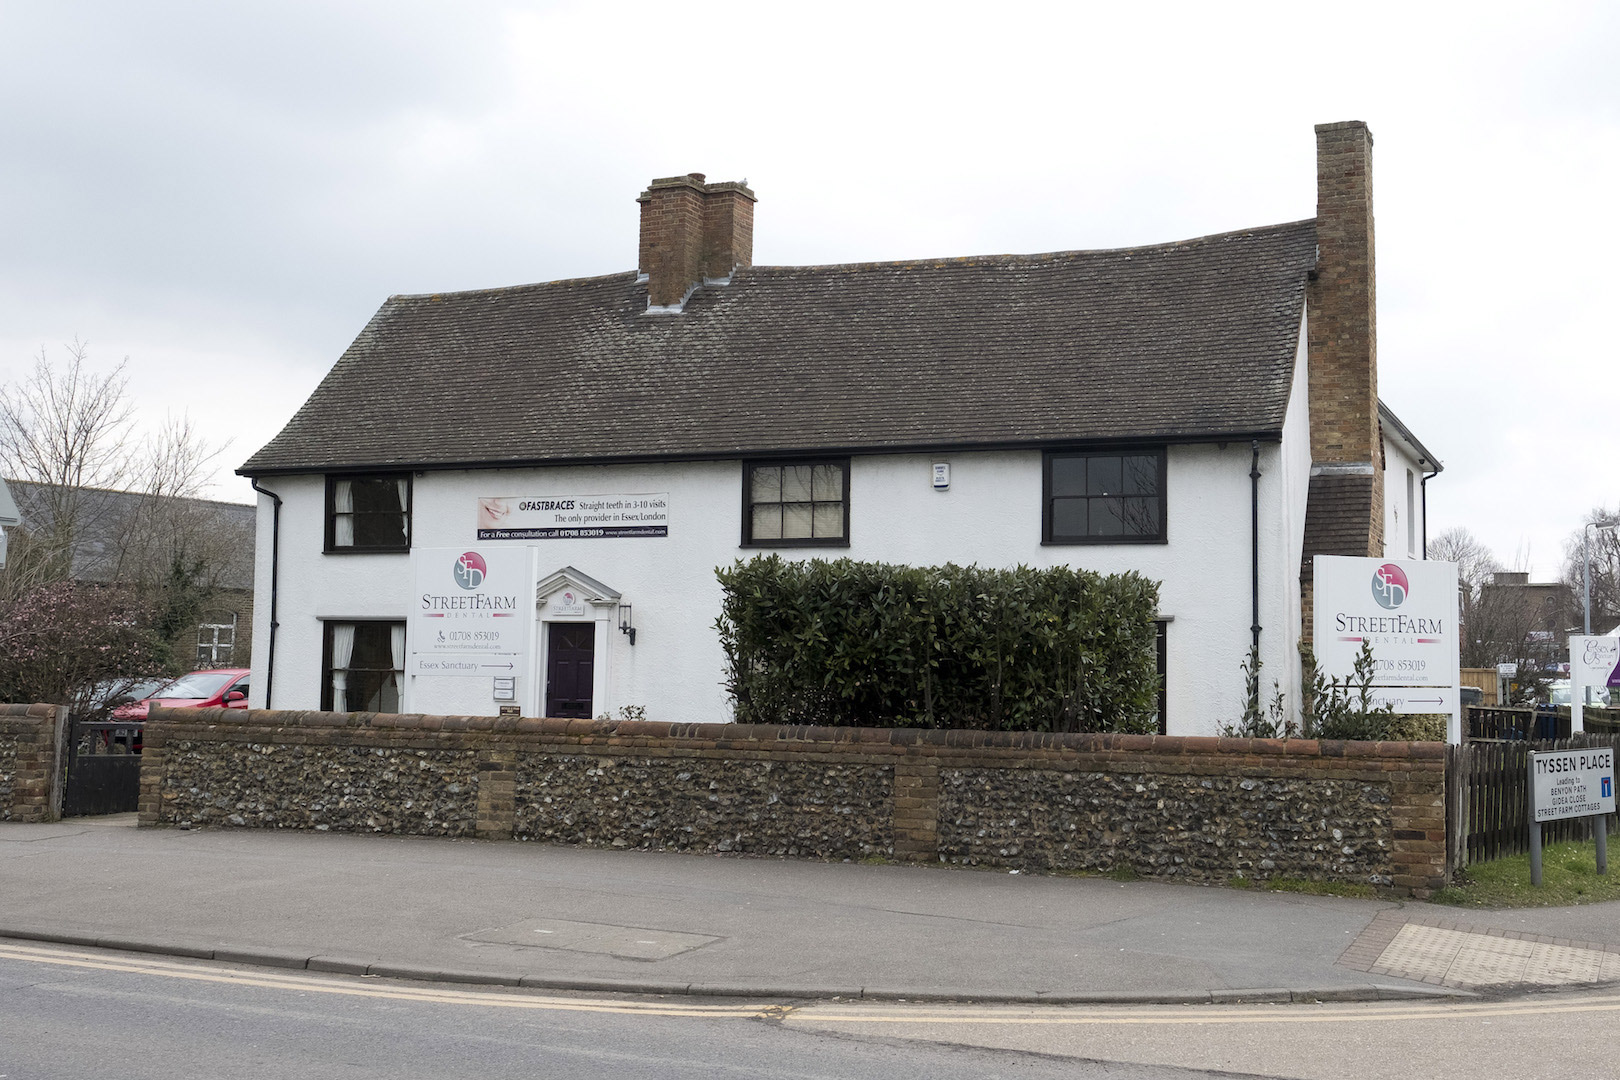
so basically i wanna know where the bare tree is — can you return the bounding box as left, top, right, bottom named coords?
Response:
left=0, top=342, right=243, bottom=710
left=1427, top=525, right=1501, bottom=611
left=0, top=341, right=135, bottom=592
left=1561, top=506, right=1620, bottom=634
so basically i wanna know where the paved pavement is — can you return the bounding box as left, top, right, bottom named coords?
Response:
left=4, top=815, right=1619, bottom=1003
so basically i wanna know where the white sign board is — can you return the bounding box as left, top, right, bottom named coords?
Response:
left=1368, top=686, right=1459, bottom=714
left=1532, top=748, right=1616, bottom=823
left=476, top=494, right=669, bottom=540
left=409, top=547, right=535, bottom=678
left=1314, top=557, right=1459, bottom=688
left=1571, top=636, right=1620, bottom=692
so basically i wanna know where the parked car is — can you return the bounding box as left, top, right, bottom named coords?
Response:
left=111, top=668, right=251, bottom=720
left=1543, top=680, right=1611, bottom=708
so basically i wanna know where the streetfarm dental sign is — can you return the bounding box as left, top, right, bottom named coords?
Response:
left=1313, top=556, right=1462, bottom=719
left=408, top=547, right=536, bottom=677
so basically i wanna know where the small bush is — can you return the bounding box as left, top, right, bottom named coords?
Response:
left=715, top=556, right=1161, bottom=732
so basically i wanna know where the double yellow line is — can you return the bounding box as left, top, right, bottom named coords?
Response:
left=0, top=941, right=777, bottom=1019
left=7, top=939, right=1619, bottom=1028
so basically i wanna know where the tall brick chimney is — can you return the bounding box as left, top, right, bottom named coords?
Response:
left=637, top=173, right=756, bottom=311
left=1306, top=120, right=1384, bottom=556
left=1299, top=121, right=1386, bottom=646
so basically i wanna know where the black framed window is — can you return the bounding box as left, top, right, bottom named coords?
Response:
left=1043, top=449, right=1165, bottom=544
left=742, top=460, right=849, bottom=546
left=321, top=620, right=404, bottom=713
left=325, top=474, right=411, bottom=553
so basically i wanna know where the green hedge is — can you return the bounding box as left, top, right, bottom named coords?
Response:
left=714, top=557, right=1161, bottom=732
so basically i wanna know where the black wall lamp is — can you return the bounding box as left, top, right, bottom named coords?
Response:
left=619, top=604, right=636, bottom=645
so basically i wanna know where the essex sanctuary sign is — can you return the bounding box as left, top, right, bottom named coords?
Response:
left=1313, top=556, right=1463, bottom=740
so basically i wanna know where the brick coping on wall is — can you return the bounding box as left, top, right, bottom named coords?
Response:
left=146, top=707, right=1447, bottom=762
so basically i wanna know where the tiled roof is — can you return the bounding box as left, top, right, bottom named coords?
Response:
left=1299, top=474, right=1376, bottom=583
left=241, top=220, right=1318, bottom=475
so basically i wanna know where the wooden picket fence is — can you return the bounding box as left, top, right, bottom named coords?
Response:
left=1446, top=733, right=1620, bottom=872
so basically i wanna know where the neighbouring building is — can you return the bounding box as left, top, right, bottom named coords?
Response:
left=240, top=121, right=1440, bottom=733
left=3, top=480, right=256, bottom=668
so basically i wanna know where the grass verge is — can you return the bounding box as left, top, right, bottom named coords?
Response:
left=1432, top=839, right=1620, bottom=908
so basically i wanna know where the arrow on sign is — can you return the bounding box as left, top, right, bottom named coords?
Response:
left=1405, top=697, right=1445, bottom=706
left=480, top=663, right=515, bottom=670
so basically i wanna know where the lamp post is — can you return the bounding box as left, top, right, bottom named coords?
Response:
left=1583, top=519, right=1619, bottom=636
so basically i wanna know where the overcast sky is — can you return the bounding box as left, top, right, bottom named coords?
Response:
left=2, top=1, right=1615, bottom=581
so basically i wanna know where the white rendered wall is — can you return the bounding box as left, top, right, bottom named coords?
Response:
left=1382, top=435, right=1425, bottom=561
left=249, top=433, right=1311, bottom=733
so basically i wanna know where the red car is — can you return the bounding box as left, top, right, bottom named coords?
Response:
left=112, top=668, right=251, bottom=720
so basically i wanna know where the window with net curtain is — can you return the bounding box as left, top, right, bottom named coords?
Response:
left=326, top=475, right=411, bottom=552
left=1043, top=449, right=1166, bottom=544
left=744, top=461, right=849, bottom=546
left=322, top=621, right=406, bottom=712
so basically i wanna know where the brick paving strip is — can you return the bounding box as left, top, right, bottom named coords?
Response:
left=1339, top=909, right=1620, bottom=989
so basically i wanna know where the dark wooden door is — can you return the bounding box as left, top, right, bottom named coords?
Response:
left=545, top=622, right=595, bottom=718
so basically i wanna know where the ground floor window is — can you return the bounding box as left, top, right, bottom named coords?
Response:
left=322, top=620, right=405, bottom=713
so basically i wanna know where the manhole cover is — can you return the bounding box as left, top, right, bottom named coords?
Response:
left=465, top=918, right=721, bottom=961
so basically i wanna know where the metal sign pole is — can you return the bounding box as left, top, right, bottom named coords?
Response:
left=1529, top=751, right=1543, bottom=887
left=1598, top=813, right=1609, bottom=876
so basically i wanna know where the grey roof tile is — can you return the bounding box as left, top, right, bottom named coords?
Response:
left=241, top=220, right=1318, bottom=474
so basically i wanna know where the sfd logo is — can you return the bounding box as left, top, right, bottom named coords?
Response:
left=1371, top=563, right=1410, bottom=610
left=453, top=551, right=488, bottom=590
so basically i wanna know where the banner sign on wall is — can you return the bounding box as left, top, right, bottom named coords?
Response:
left=476, top=494, right=669, bottom=540
left=1313, top=556, right=1461, bottom=717
left=408, top=547, right=535, bottom=678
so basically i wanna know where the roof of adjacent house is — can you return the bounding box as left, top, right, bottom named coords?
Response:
left=5, top=481, right=256, bottom=591
left=241, top=219, right=1319, bottom=475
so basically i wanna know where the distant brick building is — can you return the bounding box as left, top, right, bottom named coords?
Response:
left=4, top=480, right=256, bottom=668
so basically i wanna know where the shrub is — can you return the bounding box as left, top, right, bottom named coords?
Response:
left=714, top=557, right=1161, bottom=732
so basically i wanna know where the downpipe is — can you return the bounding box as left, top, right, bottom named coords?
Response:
left=248, top=477, right=282, bottom=708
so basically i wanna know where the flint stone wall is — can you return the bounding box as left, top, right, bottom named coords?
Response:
left=514, top=755, right=892, bottom=857
left=159, top=741, right=479, bottom=835
left=940, top=768, right=1394, bottom=884
left=137, top=708, right=1448, bottom=896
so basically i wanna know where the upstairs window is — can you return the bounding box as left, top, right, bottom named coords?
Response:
left=743, top=460, right=849, bottom=546
left=326, top=474, right=411, bottom=553
left=1043, top=449, right=1166, bottom=544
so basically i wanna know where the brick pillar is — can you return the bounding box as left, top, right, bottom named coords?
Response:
left=475, top=748, right=516, bottom=840
left=892, top=760, right=939, bottom=861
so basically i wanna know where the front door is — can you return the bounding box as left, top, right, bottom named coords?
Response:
left=545, top=622, right=595, bottom=718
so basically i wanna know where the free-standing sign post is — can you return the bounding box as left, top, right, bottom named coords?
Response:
left=409, top=547, right=536, bottom=684
left=1313, top=556, right=1463, bottom=742
left=1568, top=635, right=1620, bottom=734
left=1528, top=747, right=1615, bottom=886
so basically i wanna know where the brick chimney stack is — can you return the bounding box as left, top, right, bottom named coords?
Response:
left=637, top=173, right=756, bottom=311
left=1307, top=120, right=1384, bottom=556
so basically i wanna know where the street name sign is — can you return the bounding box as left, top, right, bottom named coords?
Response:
left=1531, top=748, right=1616, bottom=824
